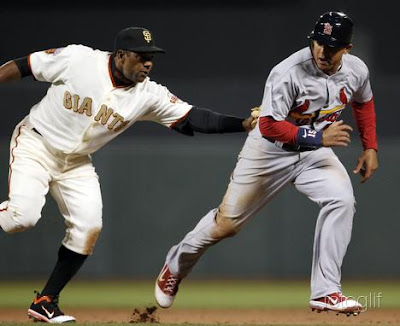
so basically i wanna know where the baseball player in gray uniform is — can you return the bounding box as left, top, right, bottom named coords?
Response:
left=0, top=27, right=258, bottom=323
left=155, top=12, right=378, bottom=316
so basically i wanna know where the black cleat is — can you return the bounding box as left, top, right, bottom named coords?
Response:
left=27, top=291, right=75, bottom=323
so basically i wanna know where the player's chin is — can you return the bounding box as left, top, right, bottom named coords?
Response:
left=135, top=75, right=148, bottom=83
left=317, top=60, right=331, bottom=70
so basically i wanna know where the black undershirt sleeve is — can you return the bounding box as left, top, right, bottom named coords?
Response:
left=172, top=106, right=245, bottom=136
left=14, top=56, right=32, bottom=78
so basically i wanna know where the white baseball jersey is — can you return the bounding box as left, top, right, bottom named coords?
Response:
left=28, top=45, right=192, bottom=155
left=259, top=47, right=373, bottom=132
left=0, top=44, right=193, bottom=254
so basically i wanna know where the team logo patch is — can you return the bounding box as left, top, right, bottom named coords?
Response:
left=44, top=48, right=64, bottom=55
left=143, top=30, right=152, bottom=43
left=167, top=91, right=179, bottom=104
left=170, top=95, right=178, bottom=104
left=323, top=23, right=333, bottom=35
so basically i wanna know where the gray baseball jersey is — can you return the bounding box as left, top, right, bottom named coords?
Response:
left=260, top=47, right=372, bottom=147
left=163, top=46, right=373, bottom=299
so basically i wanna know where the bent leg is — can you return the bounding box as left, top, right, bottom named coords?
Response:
left=294, top=149, right=355, bottom=299
left=156, top=137, right=305, bottom=308
left=166, top=152, right=295, bottom=278
left=0, top=128, right=50, bottom=232
left=50, top=160, right=103, bottom=256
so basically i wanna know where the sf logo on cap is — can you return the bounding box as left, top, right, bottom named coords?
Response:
left=143, top=30, right=152, bottom=43
left=323, top=23, right=333, bottom=35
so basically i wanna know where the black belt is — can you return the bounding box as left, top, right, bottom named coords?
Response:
left=281, top=143, right=315, bottom=152
left=32, top=128, right=42, bottom=136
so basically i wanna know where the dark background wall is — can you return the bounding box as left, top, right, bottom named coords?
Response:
left=0, top=0, right=398, bottom=280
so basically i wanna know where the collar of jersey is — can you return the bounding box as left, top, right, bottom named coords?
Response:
left=108, top=55, right=135, bottom=88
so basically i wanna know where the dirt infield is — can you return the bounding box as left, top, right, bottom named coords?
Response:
left=1, top=307, right=400, bottom=324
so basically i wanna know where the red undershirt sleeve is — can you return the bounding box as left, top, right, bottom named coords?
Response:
left=351, top=98, right=378, bottom=151
left=259, top=116, right=299, bottom=144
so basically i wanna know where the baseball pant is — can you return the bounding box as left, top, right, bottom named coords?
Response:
left=165, top=134, right=355, bottom=299
left=0, top=119, right=103, bottom=255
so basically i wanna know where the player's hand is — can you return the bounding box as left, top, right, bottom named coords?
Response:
left=322, top=120, right=353, bottom=147
left=242, top=106, right=260, bottom=131
left=353, top=148, right=378, bottom=183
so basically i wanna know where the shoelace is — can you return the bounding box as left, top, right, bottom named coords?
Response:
left=164, top=276, right=180, bottom=295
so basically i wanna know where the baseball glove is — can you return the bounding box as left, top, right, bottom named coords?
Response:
left=250, top=106, right=260, bottom=129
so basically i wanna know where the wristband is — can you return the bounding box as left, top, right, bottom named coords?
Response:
left=296, top=128, right=323, bottom=147
left=14, top=56, right=32, bottom=78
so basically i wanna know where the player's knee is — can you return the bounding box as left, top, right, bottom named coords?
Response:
left=1, top=205, right=41, bottom=233
left=12, top=214, right=40, bottom=232
left=342, top=195, right=356, bottom=215
left=345, top=195, right=356, bottom=207
left=83, top=225, right=102, bottom=255
left=89, top=214, right=103, bottom=231
left=212, top=214, right=241, bottom=239
left=327, top=194, right=356, bottom=214
left=84, top=214, right=103, bottom=251
left=337, top=189, right=355, bottom=206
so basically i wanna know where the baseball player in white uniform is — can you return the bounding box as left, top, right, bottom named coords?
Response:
left=155, top=12, right=378, bottom=316
left=0, top=27, right=258, bottom=323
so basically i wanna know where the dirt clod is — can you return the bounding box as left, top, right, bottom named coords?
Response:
left=129, top=306, right=159, bottom=323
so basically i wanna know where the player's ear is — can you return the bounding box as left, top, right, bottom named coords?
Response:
left=114, top=50, right=127, bottom=63
left=345, top=44, right=353, bottom=53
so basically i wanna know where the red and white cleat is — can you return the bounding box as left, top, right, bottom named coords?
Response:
left=310, top=292, right=363, bottom=316
left=154, top=263, right=181, bottom=309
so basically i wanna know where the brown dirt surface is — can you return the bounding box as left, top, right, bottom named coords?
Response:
left=129, top=306, right=159, bottom=323
left=0, top=307, right=399, bottom=324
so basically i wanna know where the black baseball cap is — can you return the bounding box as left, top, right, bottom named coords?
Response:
left=114, top=27, right=166, bottom=53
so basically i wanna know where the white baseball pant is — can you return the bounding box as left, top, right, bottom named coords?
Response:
left=0, top=118, right=103, bottom=255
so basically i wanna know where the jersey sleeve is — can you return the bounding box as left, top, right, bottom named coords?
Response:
left=351, top=64, right=373, bottom=103
left=29, top=46, right=73, bottom=84
left=140, top=83, right=193, bottom=127
left=260, top=70, right=295, bottom=121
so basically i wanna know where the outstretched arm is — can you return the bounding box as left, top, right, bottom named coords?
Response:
left=0, top=57, right=32, bottom=83
left=0, top=60, right=22, bottom=83
left=172, top=106, right=259, bottom=136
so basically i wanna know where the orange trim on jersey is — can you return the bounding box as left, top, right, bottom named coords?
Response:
left=108, top=55, right=117, bottom=88
left=0, top=125, right=24, bottom=212
left=27, top=54, right=32, bottom=72
left=170, top=108, right=192, bottom=129
left=109, top=55, right=135, bottom=88
left=27, top=54, right=37, bottom=81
